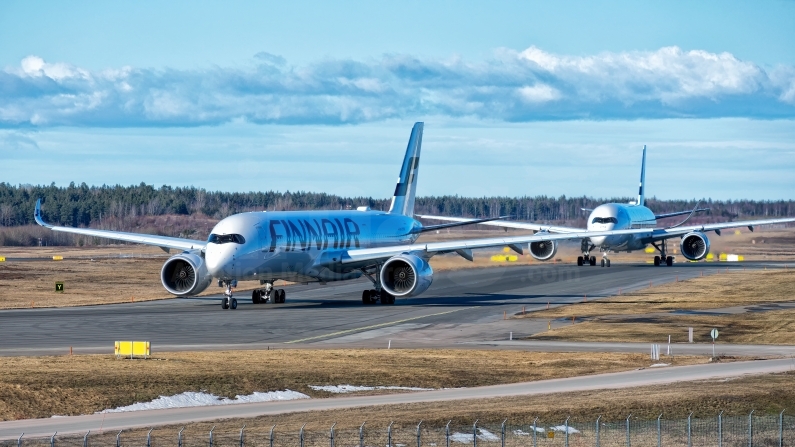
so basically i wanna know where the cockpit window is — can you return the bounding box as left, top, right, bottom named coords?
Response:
left=208, top=233, right=246, bottom=244
left=591, top=217, right=618, bottom=224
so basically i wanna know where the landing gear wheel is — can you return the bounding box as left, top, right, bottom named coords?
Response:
left=577, top=256, right=584, bottom=266
left=380, top=291, right=395, bottom=305
left=666, top=256, right=673, bottom=266
left=368, top=289, right=378, bottom=304
left=600, top=259, right=605, bottom=267
left=277, top=289, right=286, bottom=303
left=252, top=290, right=261, bottom=304
left=230, top=298, right=238, bottom=309
left=362, top=290, right=371, bottom=304
left=654, top=256, right=661, bottom=266
left=606, top=259, right=611, bottom=267
left=222, top=297, right=230, bottom=310
left=589, top=256, right=596, bottom=266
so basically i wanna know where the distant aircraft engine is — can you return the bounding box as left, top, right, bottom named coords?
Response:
left=161, top=252, right=213, bottom=296
left=380, top=253, right=433, bottom=297
left=680, top=231, right=711, bottom=261
left=529, top=240, right=557, bottom=261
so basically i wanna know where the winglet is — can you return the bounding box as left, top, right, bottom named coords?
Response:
left=34, top=199, right=53, bottom=228
left=388, top=122, right=423, bottom=216
left=637, top=145, right=646, bottom=207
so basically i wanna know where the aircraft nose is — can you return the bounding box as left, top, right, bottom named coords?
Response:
left=205, top=244, right=234, bottom=277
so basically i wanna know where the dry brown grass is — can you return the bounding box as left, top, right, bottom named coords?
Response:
left=60, top=371, right=795, bottom=443
left=524, top=269, right=795, bottom=344
left=0, top=349, right=704, bottom=421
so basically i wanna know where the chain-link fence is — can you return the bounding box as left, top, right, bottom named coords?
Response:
left=2, top=411, right=793, bottom=447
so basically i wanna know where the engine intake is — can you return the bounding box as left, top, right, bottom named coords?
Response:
left=529, top=240, right=557, bottom=261
left=680, top=231, right=710, bottom=261
left=161, top=252, right=213, bottom=296
left=380, top=253, right=433, bottom=297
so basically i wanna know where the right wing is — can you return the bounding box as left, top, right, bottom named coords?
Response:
left=35, top=199, right=207, bottom=251
left=416, top=215, right=584, bottom=233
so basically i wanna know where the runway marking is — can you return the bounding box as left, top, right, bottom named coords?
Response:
left=284, top=307, right=477, bottom=344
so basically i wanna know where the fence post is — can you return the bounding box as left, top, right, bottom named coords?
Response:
left=300, top=424, right=306, bottom=447
left=270, top=426, right=276, bottom=447
left=473, top=419, right=479, bottom=447
left=446, top=421, right=451, bottom=447
left=116, top=430, right=122, bottom=447
left=360, top=422, right=366, bottom=447
left=532, top=417, right=538, bottom=447
left=331, top=423, right=337, bottom=447
left=500, top=419, right=506, bottom=447
left=748, top=410, right=754, bottom=447
left=50, top=432, right=57, bottom=447
left=718, top=412, right=723, bottom=447
left=596, top=416, right=601, bottom=447
left=388, top=422, right=394, bottom=447
left=17, top=433, right=23, bottom=447
left=210, top=426, right=216, bottom=447
left=146, top=429, right=152, bottom=447
left=83, top=431, right=90, bottom=447
left=179, top=427, right=185, bottom=447
left=565, top=417, right=570, bottom=447
left=657, top=414, right=662, bottom=447
left=779, top=410, right=786, bottom=447
left=687, top=412, right=693, bottom=447
left=417, top=420, right=423, bottom=447
left=239, top=425, right=246, bottom=447
left=626, top=414, right=632, bottom=447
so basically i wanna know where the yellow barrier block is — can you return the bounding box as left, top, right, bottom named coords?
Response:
left=644, top=246, right=656, bottom=254
left=738, top=255, right=744, bottom=261
left=52, top=255, right=63, bottom=261
left=706, top=253, right=714, bottom=262
left=490, top=255, right=518, bottom=262
left=115, top=341, right=150, bottom=359
left=719, top=253, right=728, bottom=261
left=0, top=256, right=5, bottom=262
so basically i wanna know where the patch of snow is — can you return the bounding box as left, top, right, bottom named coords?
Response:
left=449, top=429, right=500, bottom=443
left=650, top=363, right=671, bottom=368
left=309, top=384, right=434, bottom=393
left=551, top=425, right=580, bottom=434
left=99, top=390, right=309, bottom=413
left=476, top=429, right=500, bottom=441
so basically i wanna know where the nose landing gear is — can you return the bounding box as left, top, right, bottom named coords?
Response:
left=220, top=279, right=238, bottom=310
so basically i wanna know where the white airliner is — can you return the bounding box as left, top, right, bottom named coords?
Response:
left=419, top=146, right=795, bottom=267
left=35, top=123, right=652, bottom=310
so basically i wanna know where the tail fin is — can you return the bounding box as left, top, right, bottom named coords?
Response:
left=388, top=122, right=423, bottom=216
left=637, top=145, right=646, bottom=207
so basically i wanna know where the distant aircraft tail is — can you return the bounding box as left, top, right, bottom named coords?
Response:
left=388, top=122, right=423, bottom=216
left=637, top=145, right=647, bottom=207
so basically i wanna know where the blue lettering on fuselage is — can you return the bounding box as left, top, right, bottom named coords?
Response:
left=269, top=218, right=361, bottom=252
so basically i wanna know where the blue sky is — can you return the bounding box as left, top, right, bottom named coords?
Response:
left=1, top=0, right=794, bottom=200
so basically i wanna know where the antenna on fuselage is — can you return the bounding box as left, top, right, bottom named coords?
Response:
left=637, top=145, right=646, bottom=207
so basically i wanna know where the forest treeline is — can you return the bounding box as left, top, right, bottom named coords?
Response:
left=1, top=182, right=793, bottom=246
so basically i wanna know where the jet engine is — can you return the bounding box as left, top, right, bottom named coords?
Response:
left=161, top=252, right=213, bottom=296
left=380, top=253, right=433, bottom=297
left=680, top=232, right=711, bottom=261
left=529, top=240, right=557, bottom=261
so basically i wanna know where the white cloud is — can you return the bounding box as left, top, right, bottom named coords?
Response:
left=1, top=47, right=793, bottom=127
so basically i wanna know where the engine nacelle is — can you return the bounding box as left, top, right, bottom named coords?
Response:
left=380, top=253, right=433, bottom=298
left=680, top=231, right=711, bottom=261
left=529, top=240, right=557, bottom=261
left=161, top=252, right=213, bottom=296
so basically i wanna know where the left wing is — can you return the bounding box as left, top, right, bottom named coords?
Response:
left=35, top=199, right=207, bottom=251
left=417, top=215, right=584, bottom=233
left=339, top=227, right=653, bottom=265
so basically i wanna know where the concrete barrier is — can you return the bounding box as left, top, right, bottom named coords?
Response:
left=115, top=341, right=150, bottom=359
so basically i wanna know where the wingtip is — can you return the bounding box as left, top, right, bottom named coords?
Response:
left=34, top=198, right=50, bottom=227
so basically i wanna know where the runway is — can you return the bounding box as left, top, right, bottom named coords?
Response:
left=1, top=357, right=792, bottom=438
left=0, top=262, right=780, bottom=355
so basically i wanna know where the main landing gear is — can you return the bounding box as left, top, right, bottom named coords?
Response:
left=577, top=240, right=598, bottom=266
left=651, top=240, right=675, bottom=266
left=251, top=281, right=286, bottom=304
left=360, top=266, right=395, bottom=305
left=220, top=279, right=238, bottom=310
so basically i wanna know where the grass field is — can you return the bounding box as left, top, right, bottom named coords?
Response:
left=525, top=269, right=795, bottom=344
left=0, top=349, right=705, bottom=421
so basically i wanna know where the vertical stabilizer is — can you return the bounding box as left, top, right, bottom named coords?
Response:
left=388, top=122, right=424, bottom=216
left=637, top=145, right=647, bottom=207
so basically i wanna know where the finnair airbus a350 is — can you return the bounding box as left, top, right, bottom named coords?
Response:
left=420, top=146, right=795, bottom=267
left=35, top=123, right=650, bottom=310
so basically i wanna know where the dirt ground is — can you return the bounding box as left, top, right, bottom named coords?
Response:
left=0, top=349, right=705, bottom=421
left=525, top=269, right=795, bottom=344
